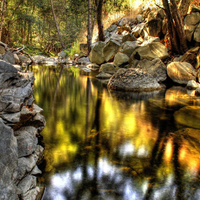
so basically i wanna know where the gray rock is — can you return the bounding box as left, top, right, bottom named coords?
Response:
left=32, top=55, right=47, bottom=64
left=78, top=57, right=91, bottom=65
left=167, top=62, right=196, bottom=84
left=103, top=40, right=120, bottom=62
left=3, top=51, right=15, bottom=65
left=89, top=42, right=106, bottom=65
left=0, top=119, right=18, bottom=200
left=13, top=153, right=38, bottom=184
left=18, top=55, right=30, bottom=64
left=17, top=175, right=36, bottom=194
left=114, top=53, right=129, bottom=67
left=15, top=126, right=38, bottom=158
left=122, top=33, right=137, bottom=43
left=0, top=60, right=17, bottom=73
left=99, top=63, right=117, bottom=74
left=110, top=32, right=123, bottom=43
left=108, top=68, right=161, bottom=91
left=31, top=113, right=46, bottom=132
left=136, top=58, right=167, bottom=82
left=31, top=165, right=42, bottom=175
left=13, top=54, right=20, bottom=64
left=120, top=41, right=140, bottom=57
left=20, top=186, right=40, bottom=200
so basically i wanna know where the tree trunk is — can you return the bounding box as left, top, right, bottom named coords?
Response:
left=162, top=0, right=179, bottom=53
left=162, top=0, right=188, bottom=54
left=87, top=0, right=92, bottom=54
left=170, top=0, right=188, bottom=54
left=50, top=0, right=66, bottom=50
left=0, top=0, right=6, bottom=41
left=178, top=0, right=191, bottom=20
left=97, top=0, right=105, bottom=41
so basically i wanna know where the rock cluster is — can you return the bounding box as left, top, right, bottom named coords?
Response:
left=0, top=61, right=45, bottom=199
left=79, top=4, right=200, bottom=94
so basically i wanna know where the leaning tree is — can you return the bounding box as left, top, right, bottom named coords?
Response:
left=161, top=0, right=189, bottom=54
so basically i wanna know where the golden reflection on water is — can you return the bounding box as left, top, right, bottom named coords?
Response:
left=33, top=66, right=200, bottom=199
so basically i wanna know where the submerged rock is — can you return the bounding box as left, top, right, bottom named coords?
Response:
left=174, top=106, right=200, bottom=129
left=108, top=68, right=161, bottom=91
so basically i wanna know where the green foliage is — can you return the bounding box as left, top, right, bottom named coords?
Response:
left=0, top=0, right=131, bottom=54
left=68, top=40, right=80, bottom=57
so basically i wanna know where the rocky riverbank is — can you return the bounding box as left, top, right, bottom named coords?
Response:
left=0, top=60, right=45, bottom=200
left=76, top=4, right=200, bottom=94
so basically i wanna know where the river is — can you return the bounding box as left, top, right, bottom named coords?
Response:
left=33, top=65, right=200, bottom=200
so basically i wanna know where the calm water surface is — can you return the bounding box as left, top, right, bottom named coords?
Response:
left=33, top=65, right=200, bottom=200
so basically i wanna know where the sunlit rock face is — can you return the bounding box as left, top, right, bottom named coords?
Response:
left=167, top=62, right=196, bottom=85
left=108, top=68, right=161, bottom=91
left=130, top=42, right=169, bottom=61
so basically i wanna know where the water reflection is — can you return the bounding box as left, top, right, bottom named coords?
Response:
left=33, top=65, right=200, bottom=200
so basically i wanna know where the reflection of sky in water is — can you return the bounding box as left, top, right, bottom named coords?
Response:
left=46, top=158, right=145, bottom=200
left=119, top=142, right=149, bottom=158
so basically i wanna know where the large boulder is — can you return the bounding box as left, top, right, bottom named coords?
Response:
left=120, top=41, right=139, bottom=57
left=184, top=12, right=200, bottom=42
left=108, top=68, right=161, bottom=91
left=89, top=42, right=105, bottom=65
left=145, top=18, right=162, bottom=37
left=136, top=58, right=167, bottom=82
left=0, top=119, right=18, bottom=200
left=113, top=52, right=129, bottom=67
left=130, top=42, right=169, bottom=61
left=167, top=62, right=196, bottom=84
left=103, top=40, right=120, bottom=62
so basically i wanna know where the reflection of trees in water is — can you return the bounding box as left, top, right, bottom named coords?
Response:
left=35, top=67, right=200, bottom=199
left=143, top=89, right=200, bottom=200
